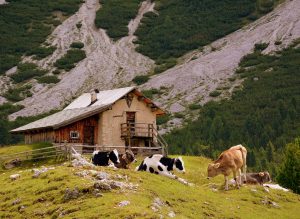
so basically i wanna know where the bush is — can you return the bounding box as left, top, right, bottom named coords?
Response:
left=174, top=113, right=184, bottom=119
left=142, top=88, right=161, bottom=99
left=189, top=104, right=202, bottom=110
left=27, top=46, right=56, bottom=60
left=157, top=114, right=171, bottom=125
left=132, top=75, right=149, bottom=85
left=52, top=69, right=61, bottom=75
left=209, top=91, right=221, bottom=97
left=10, top=63, right=47, bottom=83
left=254, top=43, right=269, bottom=52
left=37, top=75, right=60, bottom=84
left=54, top=49, right=86, bottom=70
left=3, top=85, right=32, bottom=102
left=70, top=42, right=84, bottom=49
left=154, top=58, right=177, bottom=74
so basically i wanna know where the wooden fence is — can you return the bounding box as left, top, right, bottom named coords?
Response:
left=0, top=144, right=163, bottom=167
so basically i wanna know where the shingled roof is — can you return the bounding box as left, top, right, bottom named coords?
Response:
left=11, top=87, right=164, bottom=133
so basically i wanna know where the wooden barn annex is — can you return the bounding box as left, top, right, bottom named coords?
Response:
left=11, top=87, right=168, bottom=155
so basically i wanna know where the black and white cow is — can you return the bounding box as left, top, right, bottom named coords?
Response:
left=136, top=154, right=185, bottom=179
left=92, top=149, right=120, bottom=166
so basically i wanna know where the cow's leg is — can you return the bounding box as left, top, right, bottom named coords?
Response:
left=224, top=175, right=229, bottom=191
left=233, top=170, right=240, bottom=189
left=238, top=169, right=242, bottom=186
left=159, top=171, right=177, bottom=180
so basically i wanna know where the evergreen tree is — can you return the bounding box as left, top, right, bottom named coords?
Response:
left=277, top=138, right=300, bottom=194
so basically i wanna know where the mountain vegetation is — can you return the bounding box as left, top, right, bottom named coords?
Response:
left=95, top=0, right=143, bottom=39
left=0, top=0, right=82, bottom=75
left=165, top=40, right=300, bottom=178
left=135, top=0, right=278, bottom=63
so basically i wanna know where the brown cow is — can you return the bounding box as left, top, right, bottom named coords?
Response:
left=115, top=150, right=136, bottom=169
left=244, top=172, right=271, bottom=185
left=207, top=144, right=247, bottom=190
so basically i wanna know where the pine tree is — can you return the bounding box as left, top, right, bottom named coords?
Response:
left=277, top=138, right=300, bottom=194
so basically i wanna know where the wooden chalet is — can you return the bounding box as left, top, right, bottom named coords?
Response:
left=11, top=87, right=168, bottom=155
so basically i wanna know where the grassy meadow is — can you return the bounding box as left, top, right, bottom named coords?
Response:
left=0, top=145, right=299, bottom=218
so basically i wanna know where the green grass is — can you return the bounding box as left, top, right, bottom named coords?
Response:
left=0, top=154, right=299, bottom=218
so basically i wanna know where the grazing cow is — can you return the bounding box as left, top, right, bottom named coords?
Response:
left=136, top=154, right=185, bottom=179
left=244, top=172, right=271, bottom=185
left=92, top=149, right=120, bottom=166
left=115, top=149, right=137, bottom=169
left=207, top=144, right=247, bottom=190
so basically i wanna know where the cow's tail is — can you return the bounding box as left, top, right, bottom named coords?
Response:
left=239, top=145, right=247, bottom=183
left=135, top=161, right=144, bottom=171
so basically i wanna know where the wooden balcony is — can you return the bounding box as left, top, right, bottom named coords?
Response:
left=121, top=123, right=154, bottom=138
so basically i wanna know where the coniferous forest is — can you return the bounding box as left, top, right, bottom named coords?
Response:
left=165, top=41, right=300, bottom=177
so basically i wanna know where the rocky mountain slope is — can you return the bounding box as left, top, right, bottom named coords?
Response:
left=1, top=0, right=300, bottom=121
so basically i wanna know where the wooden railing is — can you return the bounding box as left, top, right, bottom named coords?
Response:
left=120, top=123, right=168, bottom=156
left=121, top=123, right=154, bottom=138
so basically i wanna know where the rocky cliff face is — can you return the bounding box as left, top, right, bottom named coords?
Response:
left=2, top=0, right=300, bottom=121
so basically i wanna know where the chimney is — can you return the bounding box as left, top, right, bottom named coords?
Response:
left=91, top=89, right=99, bottom=104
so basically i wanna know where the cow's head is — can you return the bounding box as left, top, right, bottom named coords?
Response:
left=207, top=163, right=221, bottom=178
left=122, top=150, right=137, bottom=164
left=174, top=156, right=185, bottom=173
left=259, top=171, right=272, bottom=183
left=109, top=149, right=120, bottom=164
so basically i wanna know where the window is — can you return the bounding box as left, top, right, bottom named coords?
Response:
left=70, top=131, right=80, bottom=139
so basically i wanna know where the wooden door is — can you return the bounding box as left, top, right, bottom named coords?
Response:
left=126, top=112, right=136, bottom=136
left=83, top=126, right=95, bottom=145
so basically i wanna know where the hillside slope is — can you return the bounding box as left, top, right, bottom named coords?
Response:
left=2, top=0, right=299, bottom=120
left=142, top=0, right=300, bottom=113
left=3, top=0, right=154, bottom=120
left=0, top=149, right=299, bottom=218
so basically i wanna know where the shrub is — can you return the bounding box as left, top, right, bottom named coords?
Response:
left=70, top=42, right=84, bottom=49
left=209, top=91, right=221, bottom=97
left=37, top=75, right=60, bottom=84
left=275, top=40, right=282, bottom=45
left=76, top=22, right=82, bottom=29
left=189, top=104, right=202, bottom=110
left=142, top=88, right=161, bottom=99
left=174, top=113, right=184, bottom=119
left=54, top=49, right=86, bottom=70
left=27, top=46, right=56, bottom=60
left=52, top=69, right=61, bottom=75
left=3, top=85, right=32, bottom=102
left=254, top=43, right=269, bottom=52
left=132, top=75, right=149, bottom=85
left=157, top=114, right=171, bottom=125
left=10, top=63, right=47, bottom=83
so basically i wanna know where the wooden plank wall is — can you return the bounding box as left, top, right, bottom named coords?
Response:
left=24, top=115, right=99, bottom=144
left=54, top=115, right=99, bottom=144
left=24, top=130, right=55, bottom=144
